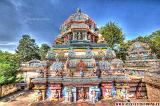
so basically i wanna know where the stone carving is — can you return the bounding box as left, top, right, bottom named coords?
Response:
left=77, top=59, right=86, bottom=77
left=99, top=57, right=110, bottom=75
left=105, top=48, right=116, bottom=58
left=121, top=87, right=127, bottom=99
left=50, top=58, right=64, bottom=76
left=97, top=48, right=105, bottom=58
left=37, top=69, right=44, bottom=78
left=46, top=50, right=56, bottom=59
left=57, top=49, right=65, bottom=58
left=68, top=48, right=76, bottom=58
left=85, top=48, right=94, bottom=58
left=65, top=58, right=73, bottom=77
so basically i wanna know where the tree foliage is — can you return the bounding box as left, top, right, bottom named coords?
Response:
left=99, top=22, right=124, bottom=48
left=99, top=22, right=126, bottom=60
left=147, top=30, right=160, bottom=58
left=0, top=51, right=19, bottom=85
left=39, top=43, right=50, bottom=60
left=16, top=35, right=40, bottom=62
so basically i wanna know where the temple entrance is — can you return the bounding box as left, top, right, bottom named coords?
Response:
left=76, top=87, right=89, bottom=101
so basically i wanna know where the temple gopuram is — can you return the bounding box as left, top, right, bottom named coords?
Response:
left=29, top=9, right=160, bottom=103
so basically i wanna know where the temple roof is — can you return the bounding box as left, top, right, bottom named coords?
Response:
left=60, top=8, right=97, bottom=34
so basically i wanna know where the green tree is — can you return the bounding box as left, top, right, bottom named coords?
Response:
left=99, top=22, right=124, bottom=48
left=148, top=30, right=160, bottom=58
left=99, top=22, right=126, bottom=60
left=39, top=44, right=50, bottom=60
left=16, top=35, right=40, bottom=62
left=0, top=51, right=19, bottom=85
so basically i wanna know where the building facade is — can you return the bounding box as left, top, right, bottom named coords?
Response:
left=26, top=9, right=159, bottom=103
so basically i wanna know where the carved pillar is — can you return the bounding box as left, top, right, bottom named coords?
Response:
left=73, top=32, right=75, bottom=40
left=84, top=32, right=87, bottom=40
left=41, top=90, right=46, bottom=100
left=58, top=90, right=61, bottom=100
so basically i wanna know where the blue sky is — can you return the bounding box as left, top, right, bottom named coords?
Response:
left=0, top=0, right=160, bottom=52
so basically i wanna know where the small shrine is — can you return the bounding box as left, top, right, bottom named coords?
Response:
left=30, top=9, right=159, bottom=103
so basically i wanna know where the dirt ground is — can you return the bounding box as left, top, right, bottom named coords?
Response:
left=0, top=90, right=36, bottom=106
left=0, top=90, right=149, bottom=106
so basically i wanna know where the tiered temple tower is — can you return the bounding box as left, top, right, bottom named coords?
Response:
left=31, top=9, right=157, bottom=103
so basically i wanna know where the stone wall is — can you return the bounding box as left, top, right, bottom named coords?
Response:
left=144, top=73, right=160, bottom=102
left=146, top=84, right=160, bottom=102
left=0, top=83, right=20, bottom=97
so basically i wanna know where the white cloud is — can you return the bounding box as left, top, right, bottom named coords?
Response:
left=0, top=42, right=17, bottom=46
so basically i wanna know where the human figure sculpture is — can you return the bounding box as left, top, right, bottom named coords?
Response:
left=85, top=48, right=94, bottom=58
left=111, top=87, right=116, bottom=98
left=90, top=69, right=96, bottom=77
left=98, top=48, right=105, bottom=58
left=50, top=58, right=64, bottom=76
left=77, top=59, right=86, bottom=77
left=92, top=90, right=97, bottom=103
left=37, top=90, right=42, bottom=101
left=64, top=35, right=68, bottom=44
left=121, top=87, right=127, bottom=99
left=69, top=91, right=73, bottom=102
left=68, top=48, right=76, bottom=58
left=99, top=57, right=110, bottom=75
left=116, top=89, right=121, bottom=99
left=51, top=90, right=59, bottom=101
left=136, top=87, right=142, bottom=99
left=57, top=49, right=65, bottom=58
left=104, top=89, right=110, bottom=99
left=39, top=70, right=44, bottom=78
left=65, top=58, right=73, bottom=77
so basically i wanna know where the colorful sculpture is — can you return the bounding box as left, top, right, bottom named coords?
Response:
left=99, top=57, right=110, bottom=75
left=85, top=48, right=94, bottom=58
left=31, top=9, right=154, bottom=103
left=111, top=87, right=116, bottom=98
left=50, top=58, right=64, bottom=76
left=68, top=48, right=76, bottom=58
left=121, top=87, right=127, bottom=99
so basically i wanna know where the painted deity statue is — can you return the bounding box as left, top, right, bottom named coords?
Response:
left=51, top=90, right=59, bottom=101
left=65, top=58, right=73, bottom=77
left=89, top=61, right=97, bottom=77
left=111, top=86, right=116, bottom=98
left=68, top=48, right=76, bottom=58
left=50, top=58, right=64, bottom=76
left=121, top=87, right=127, bottom=99
left=98, top=48, right=105, bottom=58
left=46, top=50, right=56, bottom=59
left=104, top=89, right=111, bottom=99
left=90, top=90, right=97, bottom=103
left=85, top=48, right=94, bottom=58
left=99, top=57, right=110, bottom=75
left=37, top=69, right=44, bottom=78
left=77, top=59, right=86, bottom=77
left=37, top=90, right=42, bottom=101
left=57, top=49, right=65, bottom=58
left=116, top=89, right=121, bottom=99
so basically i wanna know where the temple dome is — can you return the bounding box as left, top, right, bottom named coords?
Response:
left=60, top=8, right=97, bottom=34
left=129, top=42, right=149, bottom=52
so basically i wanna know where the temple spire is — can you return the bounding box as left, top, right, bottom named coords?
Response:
left=76, top=8, right=81, bottom=13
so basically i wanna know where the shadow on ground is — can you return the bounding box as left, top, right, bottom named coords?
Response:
left=29, top=99, right=125, bottom=106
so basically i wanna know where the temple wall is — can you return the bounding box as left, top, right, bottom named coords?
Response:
left=23, top=72, right=39, bottom=90
left=0, top=83, right=20, bottom=97
left=146, top=84, right=160, bottom=102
